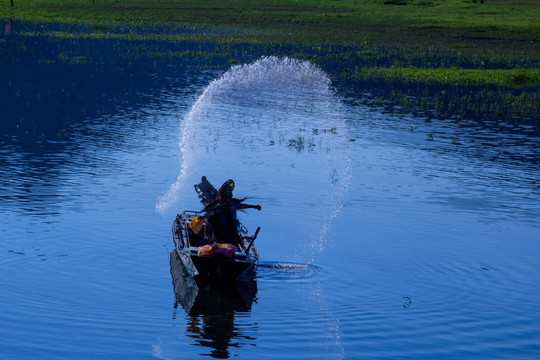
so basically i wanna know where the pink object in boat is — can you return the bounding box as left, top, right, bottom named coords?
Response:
left=198, top=243, right=238, bottom=258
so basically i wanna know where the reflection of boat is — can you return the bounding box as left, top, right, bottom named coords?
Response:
left=170, top=251, right=258, bottom=359
left=170, top=251, right=257, bottom=315
left=171, top=177, right=260, bottom=281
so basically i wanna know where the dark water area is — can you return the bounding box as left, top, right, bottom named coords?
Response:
left=1, top=20, right=540, bottom=359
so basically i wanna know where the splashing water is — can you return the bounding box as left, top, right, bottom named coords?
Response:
left=157, top=56, right=351, bottom=258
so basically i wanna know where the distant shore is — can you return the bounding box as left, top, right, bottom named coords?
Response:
left=2, top=0, right=539, bottom=88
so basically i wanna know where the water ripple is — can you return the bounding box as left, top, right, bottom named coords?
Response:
left=257, top=261, right=319, bottom=281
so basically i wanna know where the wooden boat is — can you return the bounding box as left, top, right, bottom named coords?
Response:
left=169, top=251, right=257, bottom=315
left=171, top=177, right=260, bottom=281
left=169, top=250, right=258, bottom=357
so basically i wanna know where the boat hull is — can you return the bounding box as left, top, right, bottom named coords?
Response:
left=170, top=251, right=257, bottom=314
left=189, top=253, right=255, bottom=281
left=174, top=247, right=256, bottom=282
left=172, top=210, right=259, bottom=282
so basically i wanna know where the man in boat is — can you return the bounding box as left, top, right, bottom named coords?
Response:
left=202, top=179, right=261, bottom=249
left=196, top=176, right=217, bottom=206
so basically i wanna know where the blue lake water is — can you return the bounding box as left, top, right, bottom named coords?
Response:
left=1, top=24, right=540, bottom=359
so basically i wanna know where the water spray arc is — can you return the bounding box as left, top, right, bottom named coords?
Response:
left=157, top=56, right=352, bottom=259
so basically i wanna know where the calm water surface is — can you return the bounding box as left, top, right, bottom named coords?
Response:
left=1, top=27, right=539, bottom=359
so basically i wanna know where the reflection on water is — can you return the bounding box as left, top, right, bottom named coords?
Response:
left=2, top=21, right=540, bottom=360
left=169, top=251, right=257, bottom=359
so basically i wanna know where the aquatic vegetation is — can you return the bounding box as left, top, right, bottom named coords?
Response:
left=2, top=0, right=538, bottom=52
left=2, top=0, right=538, bottom=125
left=349, top=67, right=540, bottom=88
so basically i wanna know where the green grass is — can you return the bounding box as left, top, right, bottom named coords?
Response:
left=1, top=0, right=539, bottom=107
left=351, top=67, right=540, bottom=87
left=2, top=0, right=539, bottom=51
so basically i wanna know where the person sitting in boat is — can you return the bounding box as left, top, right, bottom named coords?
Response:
left=202, top=179, right=261, bottom=249
left=196, top=176, right=218, bottom=206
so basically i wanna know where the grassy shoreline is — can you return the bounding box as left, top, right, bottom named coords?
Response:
left=2, top=0, right=538, bottom=49
left=1, top=0, right=539, bottom=118
left=350, top=67, right=540, bottom=88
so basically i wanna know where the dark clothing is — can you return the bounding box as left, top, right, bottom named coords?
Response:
left=204, top=199, right=258, bottom=248
left=202, top=179, right=261, bottom=249
left=205, top=204, right=237, bottom=247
